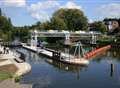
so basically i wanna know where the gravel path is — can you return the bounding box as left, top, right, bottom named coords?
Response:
left=0, top=79, right=32, bottom=88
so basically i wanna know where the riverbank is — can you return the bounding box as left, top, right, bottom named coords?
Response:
left=18, top=44, right=120, bottom=88
left=0, top=64, right=17, bottom=80
left=0, top=46, right=31, bottom=77
left=0, top=79, right=32, bottom=88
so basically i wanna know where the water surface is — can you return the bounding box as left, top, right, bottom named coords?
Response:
left=18, top=48, right=120, bottom=88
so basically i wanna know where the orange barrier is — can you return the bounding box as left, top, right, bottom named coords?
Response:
left=84, top=45, right=111, bottom=59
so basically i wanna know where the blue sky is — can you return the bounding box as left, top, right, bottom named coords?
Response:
left=0, top=0, right=120, bottom=26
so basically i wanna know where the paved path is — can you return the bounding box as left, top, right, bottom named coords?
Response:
left=0, top=46, right=31, bottom=76
left=0, top=60, right=12, bottom=66
left=0, top=46, right=32, bottom=88
left=10, top=58, right=31, bottom=77
left=0, top=79, right=32, bottom=88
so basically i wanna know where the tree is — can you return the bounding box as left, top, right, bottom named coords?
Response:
left=36, top=21, right=41, bottom=26
left=0, top=16, right=12, bottom=33
left=51, top=16, right=67, bottom=30
left=12, top=26, right=30, bottom=42
left=34, top=21, right=41, bottom=29
left=40, top=21, right=51, bottom=30
left=51, top=8, right=88, bottom=31
left=90, top=21, right=107, bottom=33
left=8, top=18, right=12, bottom=27
left=0, top=8, right=2, bottom=16
left=30, top=21, right=41, bottom=30
left=0, top=15, right=13, bottom=41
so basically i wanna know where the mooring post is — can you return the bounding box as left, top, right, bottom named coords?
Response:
left=110, top=63, right=114, bottom=77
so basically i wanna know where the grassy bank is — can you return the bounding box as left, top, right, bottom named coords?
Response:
left=0, top=64, right=18, bottom=80
left=0, top=72, right=13, bottom=80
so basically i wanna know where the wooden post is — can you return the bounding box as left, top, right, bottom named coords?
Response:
left=110, top=63, right=114, bottom=77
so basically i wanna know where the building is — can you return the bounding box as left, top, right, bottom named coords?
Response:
left=103, top=18, right=120, bottom=35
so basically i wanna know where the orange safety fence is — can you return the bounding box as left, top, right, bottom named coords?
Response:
left=83, top=45, right=111, bottom=59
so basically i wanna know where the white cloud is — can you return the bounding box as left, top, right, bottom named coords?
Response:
left=61, top=1, right=82, bottom=9
left=28, top=1, right=60, bottom=21
left=97, top=3, right=120, bottom=18
left=28, top=1, right=82, bottom=21
left=31, top=12, right=50, bottom=21
left=29, top=1, right=60, bottom=11
left=1, top=0, right=26, bottom=7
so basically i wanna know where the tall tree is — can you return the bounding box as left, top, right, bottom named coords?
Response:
left=36, top=21, right=41, bottom=26
left=40, top=21, right=51, bottom=30
left=0, top=8, right=13, bottom=41
left=0, top=8, right=2, bottom=16
left=0, top=16, right=12, bottom=32
left=51, top=8, right=88, bottom=31
left=51, top=16, right=67, bottom=30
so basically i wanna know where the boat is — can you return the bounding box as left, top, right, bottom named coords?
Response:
left=60, top=41, right=89, bottom=65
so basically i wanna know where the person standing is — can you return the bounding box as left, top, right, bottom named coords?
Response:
left=3, top=47, right=6, bottom=54
left=6, top=47, right=9, bottom=54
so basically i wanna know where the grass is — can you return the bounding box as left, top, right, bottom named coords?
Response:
left=0, top=72, right=22, bottom=82
left=0, top=72, right=14, bottom=80
left=14, top=76, right=21, bottom=83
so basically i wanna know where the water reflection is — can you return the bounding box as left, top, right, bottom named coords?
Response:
left=45, top=59, right=88, bottom=80
left=22, top=75, right=52, bottom=88
left=110, top=49, right=120, bottom=61
left=17, top=47, right=120, bottom=88
left=18, top=48, right=46, bottom=64
left=110, top=63, right=114, bottom=77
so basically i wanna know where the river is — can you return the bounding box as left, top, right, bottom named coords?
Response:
left=17, top=47, right=120, bottom=88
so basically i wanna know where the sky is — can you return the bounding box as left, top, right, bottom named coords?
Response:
left=0, top=0, right=120, bottom=26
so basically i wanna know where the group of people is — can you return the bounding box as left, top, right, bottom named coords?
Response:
left=3, top=47, right=9, bottom=54
left=0, top=46, right=9, bottom=54
left=37, top=40, right=44, bottom=49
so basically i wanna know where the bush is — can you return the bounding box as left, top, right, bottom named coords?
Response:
left=14, top=76, right=21, bottom=83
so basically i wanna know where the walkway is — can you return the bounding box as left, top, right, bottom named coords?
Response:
left=0, top=60, right=12, bottom=66
left=0, top=79, right=32, bottom=88
left=0, top=46, right=31, bottom=77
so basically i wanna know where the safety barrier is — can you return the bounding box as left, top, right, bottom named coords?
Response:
left=84, top=45, right=111, bottom=59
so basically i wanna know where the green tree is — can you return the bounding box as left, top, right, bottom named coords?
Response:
left=0, top=14, right=13, bottom=41
left=8, top=18, right=12, bottom=27
left=90, top=21, right=107, bottom=33
left=36, top=21, right=41, bottom=26
left=40, top=21, right=51, bottom=30
left=12, top=27, right=29, bottom=42
left=51, top=16, right=67, bottom=30
left=0, top=8, right=2, bottom=16
left=0, top=16, right=12, bottom=33
left=30, top=21, right=41, bottom=30
left=52, top=8, right=88, bottom=31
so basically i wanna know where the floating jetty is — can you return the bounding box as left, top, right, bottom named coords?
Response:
left=22, top=44, right=89, bottom=65
left=22, top=43, right=111, bottom=65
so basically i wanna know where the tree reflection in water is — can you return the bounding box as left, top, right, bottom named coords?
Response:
left=45, top=59, right=88, bottom=80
